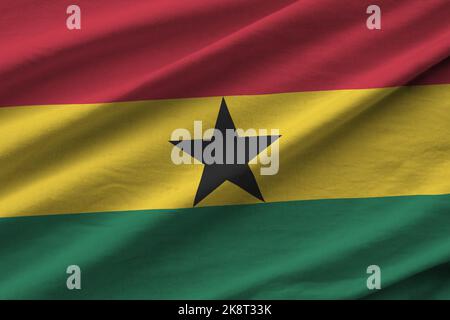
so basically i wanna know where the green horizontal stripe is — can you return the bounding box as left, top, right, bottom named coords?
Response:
left=1, top=194, right=449, bottom=299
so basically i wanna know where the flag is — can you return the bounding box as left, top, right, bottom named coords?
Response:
left=0, top=0, right=449, bottom=299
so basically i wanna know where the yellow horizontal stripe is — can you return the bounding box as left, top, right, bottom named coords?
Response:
left=0, top=84, right=449, bottom=218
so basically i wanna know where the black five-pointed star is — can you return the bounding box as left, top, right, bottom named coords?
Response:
left=170, top=98, right=280, bottom=206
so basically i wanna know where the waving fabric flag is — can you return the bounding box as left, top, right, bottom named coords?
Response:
left=0, top=0, right=449, bottom=299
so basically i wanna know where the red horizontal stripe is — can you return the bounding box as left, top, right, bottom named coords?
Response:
left=0, top=0, right=449, bottom=106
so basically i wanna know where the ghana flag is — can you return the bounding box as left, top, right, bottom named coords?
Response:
left=0, top=0, right=449, bottom=299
